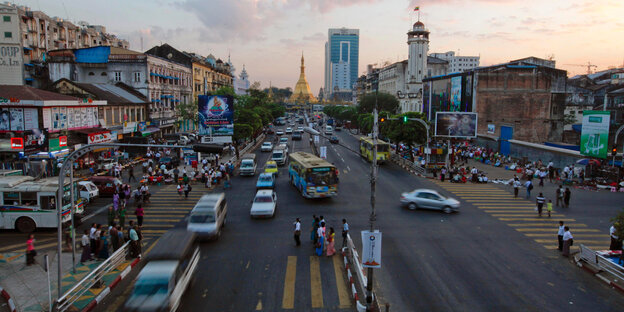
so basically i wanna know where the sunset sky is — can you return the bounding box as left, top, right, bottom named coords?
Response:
left=16, top=0, right=624, bottom=93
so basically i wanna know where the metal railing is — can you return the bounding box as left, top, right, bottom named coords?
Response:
left=344, top=234, right=379, bottom=311
left=56, top=241, right=132, bottom=311
left=391, top=153, right=425, bottom=176
left=578, top=244, right=624, bottom=281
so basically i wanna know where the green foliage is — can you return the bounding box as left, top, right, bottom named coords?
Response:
left=611, top=208, right=624, bottom=242
left=263, top=87, right=293, bottom=103
left=358, top=93, right=399, bottom=114
left=380, top=112, right=428, bottom=147
left=214, top=86, right=236, bottom=97
left=358, top=113, right=373, bottom=134
left=176, top=100, right=198, bottom=122
left=233, top=124, right=253, bottom=141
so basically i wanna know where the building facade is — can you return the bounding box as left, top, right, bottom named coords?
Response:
left=0, top=3, right=23, bottom=85
left=430, top=51, right=480, bottom=73
left=324, top=28, right=359, bottom=100
left=232, top=65, right=250, bottom=96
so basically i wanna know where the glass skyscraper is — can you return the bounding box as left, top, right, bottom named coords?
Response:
left=324, top=28, right=359, bottom=100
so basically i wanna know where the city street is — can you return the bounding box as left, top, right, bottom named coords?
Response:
left=95, top=128, right=624, bottom=312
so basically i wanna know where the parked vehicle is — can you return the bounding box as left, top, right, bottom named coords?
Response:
left=239, top=154, right=257, bottom=176
left=250, top=189, right=277, bottom=218
left=400, top=189, right=460, bottom=213
left=186, top=193, right=227, bottom=239
left=88, top=176, right=123, bottom=197
left=125, top=230, right=199, bottom=312
left=256, top=173, right=276, bottom=189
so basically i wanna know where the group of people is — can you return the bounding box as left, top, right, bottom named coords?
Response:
left=293, top=216, right=349, bottom=258
left=80, top=221, right=143, bottom=264
left=431, top=165, right=490, bottom=184
left=557, top=221, right=574, bottom=257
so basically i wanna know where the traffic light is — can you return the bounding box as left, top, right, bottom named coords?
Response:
left=380, top=117, right=386, bottom=123
left=403, top=116, right=408, bottom=123
left=612, top=146, right=617, bottom=156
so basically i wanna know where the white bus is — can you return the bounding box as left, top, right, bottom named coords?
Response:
left=0, top=176, right=85, bottom=232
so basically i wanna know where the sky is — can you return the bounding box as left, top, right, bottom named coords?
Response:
left=14, top=0, right=624, bottom=93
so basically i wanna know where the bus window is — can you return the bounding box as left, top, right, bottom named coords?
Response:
left=3, top=192, right=19, bottom=205
left=378, top=144, right=389, bottom=152
left=40, top=196, right=56, bottom=210
left=21, top=192, right=37, bottom=206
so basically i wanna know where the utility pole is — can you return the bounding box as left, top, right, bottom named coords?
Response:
left=367, top=81, right=379, bottom=312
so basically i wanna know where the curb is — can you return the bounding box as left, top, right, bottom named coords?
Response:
left=342, top=249, right=359, bottom=305
left=0, top=286, right=17, bottom=312
left=81, top=257, right=141, bottom=312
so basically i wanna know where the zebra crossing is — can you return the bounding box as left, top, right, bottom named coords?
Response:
left=431, top=180, right=610, bottom=250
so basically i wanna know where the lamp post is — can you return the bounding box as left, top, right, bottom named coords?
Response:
left=366, top=79, right=379, bottom=312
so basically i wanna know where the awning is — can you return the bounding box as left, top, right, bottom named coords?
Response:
left=24, top=78, right=34, bottom=81
left=72, top=128, right=105, bottom=135
left=23, top=46, right=32, bottom=51
left=141, top=126, right=161, bottom=136
left=24, top=63, right=34, bottom=67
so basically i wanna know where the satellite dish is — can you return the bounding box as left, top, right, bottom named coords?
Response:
left=167, top=53, right=172, bottom=59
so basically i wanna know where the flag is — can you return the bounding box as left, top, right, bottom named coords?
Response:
left=414, top=6, right=420, bottom=11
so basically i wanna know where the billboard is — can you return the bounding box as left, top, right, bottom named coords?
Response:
left=450, top=76, right=462, bottom=112
left=198, top=95, right=234, bottom=136
left=580, top=110, right=610, bottom=159
left=434, top=112, right=478, bottom=138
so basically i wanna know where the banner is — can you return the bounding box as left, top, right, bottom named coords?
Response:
left=198, top=95, right=234, bottom=136
left=361, top=230, right=382, bottom=268
left=49, top=136, right=68, bottom=152
left=580, top=110, right=610, bottom=159
left=434, top=112, right=478, bottom=138
left=450, top=76, right=462, bottom=112
left=88, top=131, right=113, bottom=144
left=487, top=124, right=495, bottom=134
left=23, top=129, right=47, bottom=155
left=0, top=108, right=9, bottom=131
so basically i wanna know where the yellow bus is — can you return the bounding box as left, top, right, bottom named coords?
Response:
left=359, top=137, right=390, bottom=164
left=288, top=152, right=338, bottom=198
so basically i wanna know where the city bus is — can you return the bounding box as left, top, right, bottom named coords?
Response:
left=359, top=137, right=391, bottom=164
left=0, top=176, right=85, bottom=232
left=288, top=152, right=338, bottom=198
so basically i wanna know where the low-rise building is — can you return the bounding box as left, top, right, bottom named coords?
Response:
left=430, top=51, right=480, bottom=74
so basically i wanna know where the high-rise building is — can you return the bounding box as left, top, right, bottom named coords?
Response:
left=324, top=28, right=359, bottom=101
left=430, top=51, right=480, bottom=73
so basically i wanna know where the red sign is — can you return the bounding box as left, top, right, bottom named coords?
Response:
left=59, top=136, right=67, bottom=147
left=10, top=137, right=23, bottom=149
left=88, top=131, right=113, bottom=144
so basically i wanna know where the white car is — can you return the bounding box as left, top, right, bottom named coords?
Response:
left=297, top=126, right=304, bottom=132
left=250, top=190, right=277, bottom=218
left=285, top=127, right=293, bottom=134
left=400, top=189, right=460, bottom=214
left=276, top=130, right=284, bottom=136
left=278, top=143, right=289, bottom=154
left=261, top=142, right=273, bottom=152
left=279, top=137, right=288, bottom=145
left=78, top=181, right=99, bottom=203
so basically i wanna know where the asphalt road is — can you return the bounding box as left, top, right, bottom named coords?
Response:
left=97, top=127, right=624, bottom=312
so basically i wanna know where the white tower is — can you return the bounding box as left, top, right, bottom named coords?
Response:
left=405, top=21, right=429, bottom=112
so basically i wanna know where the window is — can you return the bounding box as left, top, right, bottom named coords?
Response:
left=3, top=16, right=10, bottom=22
left=3, top=192, right=19, bottom=205
left=4, top=31, right=12, bottom=38
left=134, top=72, right=141, bottom=82
left=88, top=72, right=95, bottom=76
left=101, top=72, right=107, bottom=76
left=114, top=71, right=122, bottom=82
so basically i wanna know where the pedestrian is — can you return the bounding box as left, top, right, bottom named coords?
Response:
left=128, top=166, right=135, bottom=182
left=326, top=227, right=336, bottom=256
left=177, top=183, right=183, bottom=197
left=536, top=193, right=545, bottom=217
left=293, top=218, right=301, bottom=246
left=610, top=224, right=621, bottom=251
left=546, top=199, right=553, bottom=218
left=128, top=224, right=139, bottom=258
left=316, top=221, right=326, bottom=256
left=539, top=170, right=546, bottom=187
left=224, top=173, right=231, bottom=189
left=555, top=185, right=563, bottom=208
left=94, top=225, right=102, bottom=256
left=135, top=204, right=144, bottom=227
left=513, top=178, right=521, bottom=198
left=184, top=182, right=191, bottom=198
left=112, top=190, right=119, bottom=212
left=524, top=179, right=533, bottom=199
left=119, top=186, right=127, bottom=208
left=110, top=224, right=120, bottom=251
left=564, top=187, right=571, bottom=208
left=118, top=205, right=126, bottom=229
left=342, top=219, right=349, bottom=248
left=80, top=229, right=91, bottom=264
left=311, top=215, right=318, bottom=244
left=562, top=226, right=573, bottom=257
left=89, top=223, right=97, bottom=256
left=107, top=206, right=115, bottom=227
left=173, top=167, right=180, bottom=184
left=26, top=234, right=36, bottom=265
left=440, top=167, right=446, bottom=182
left=98, top=230, right=110, bottom=260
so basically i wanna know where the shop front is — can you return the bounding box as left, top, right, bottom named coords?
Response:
left=153, top=117, right=177, bottom=135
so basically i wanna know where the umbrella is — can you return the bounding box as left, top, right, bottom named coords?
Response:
left=576, top=158, right=600, bottom=166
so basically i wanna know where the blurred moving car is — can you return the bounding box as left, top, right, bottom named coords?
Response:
left=187, top=193, right=227, bottom=239
left=276, top=130, right=284, bottom=136
left=261, top=142, right=273, bottom=152
left=400, top=189, right=460, bottom=214
left=264, top=160, right=279, bottom=177
left=292, top=132, right=302, bottom=140
left=285, top=127, right=293, bottom=134
left=256, top=173, right=276, bottom=189
left=250, top=189, right=277, bottom=218
left=329, top=136, right=339, bottom=144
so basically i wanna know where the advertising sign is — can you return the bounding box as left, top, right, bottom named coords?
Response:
left=450, top=76, right=462, bottom=112
left=487, top=124, right=495, bottom=134
left=580, top=110, right=610, bottom=159
left=0, top=44, right=24, bottom=86
left=434, top=112, right=478, bottom=138
left=49, top=136, right=67, bottom=152
left=23, top=129, right=47, bottom=155
left=361, top=230, right=382, bottom=268
left=88, top=131, right=113, bottom=144
left=320, top=146, right=327, bottom=159
left=198, top=95, right=234, bottom=136
left=123, top=122, right=137, bottom=134
left=10, top=137, right=23, bottom=150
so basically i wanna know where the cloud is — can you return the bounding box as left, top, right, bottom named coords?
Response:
left=302, top=32, right=325, bottom=41
left=121, top=26, right=193, bottom=51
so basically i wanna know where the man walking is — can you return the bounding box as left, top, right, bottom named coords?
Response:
left=293, top=218, right=301, bottom=246
left=128, top=166, right=136, bottom=183
left=555, top=185, right=564, bottom=208
left=557, top=221, right=565, bottom=251
left=610, top=224, right=621, bottom=251
left=536, top=193, right=545, bottom=217
left=564, top=187, right=571, bottom=208
left=342, top=219, right=349, bottom=248
left=524, top=179, right=533, bottom=199
left=513, top=177, right=521, bottom=198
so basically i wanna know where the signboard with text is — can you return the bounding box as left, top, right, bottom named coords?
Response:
left=0, top=45, right=24, bottom=86
left=580, top=110, right=610, bottom=159
left=198, top=95, right=234, bottom=136
left=361, top=230, right=382, bottom=268
left=88, top=131, right=113, bottom=144
left=48, top=136, right=68, bottom=152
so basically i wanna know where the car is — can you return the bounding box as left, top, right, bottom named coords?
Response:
left=276, top=130, right=284, bottom=136
left=289, top=122, right=295, bottom=127
left=329, top=136, right=339, bottom=144
left=292, top=132, right=302, bottom=140
left=335, top=125, right=342, bottom=131
left=400, top=189, right=460, bottom=214
left=261, top=142, right=273, bottom=152
left=264, top=160, right=279, bottom=177
left=99, top=159, right=118, bottom=171
left=285, top=127, right=293, bottom=134
left=88, top=176, right=123, bottom=197
left=266, top=128, right=275, bottom=134
left=250, top=189, right=277, bottom=218
left=297, top=126, right=304, bottom=132
left=256, top=173, right=276, bottom=189
left=279, top=137, right=288, bottom=145
left=78, top=181, right=99, bottom=203
left=278, top=143, right=289, bottom=154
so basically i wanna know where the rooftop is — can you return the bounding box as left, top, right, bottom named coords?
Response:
left=0, top=85, right=78, bottom=101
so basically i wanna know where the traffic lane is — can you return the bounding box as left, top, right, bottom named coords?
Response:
left=326, top=133, right=624, bottom=310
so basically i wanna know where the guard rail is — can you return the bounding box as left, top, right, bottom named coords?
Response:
left=344, top=233, right=380, bottom=311
left=578, top=244, right=624, bottom=281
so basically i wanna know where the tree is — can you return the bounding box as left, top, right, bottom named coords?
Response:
left=176, top=100, right=198, bottom=123
left=358, top=93, right=399, bottom=114
left=233, top=124, right=253, bottom=142
left=381, top=112, right=428, bottom=161
left=358, top=113, right=373, bottom=134
left=214, top=86, right=236, bottom=97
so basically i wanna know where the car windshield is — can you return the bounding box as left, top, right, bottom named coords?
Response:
left=259, top=176, right=272, bottom=182
left=377, top=144, right=389, bottom=152
left=280, top=138, right=288, bottom=143
left=267, top=164, right=277, bottom=169
left=133, top=279, right=169, bottom=296
left=190, top=213, right=215, bottom=223
left=254, top=196, right=273, bottom=203
left=306, top=170, right=337, bottom=185
left=263, top=143, right=271, bottom=146
left=272, top=152, right=283, bottom=158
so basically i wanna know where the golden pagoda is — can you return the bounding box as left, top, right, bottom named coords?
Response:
left=289, top=53, right=317, bottom=103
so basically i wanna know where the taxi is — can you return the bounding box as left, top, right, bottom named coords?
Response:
left=264, top=160, right=279, bottom=177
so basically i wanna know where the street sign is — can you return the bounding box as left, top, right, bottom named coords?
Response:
left=314, top=135, right=319, bottom=143
left=320, top=146, right=327, bottom=159
left=361, top=230, right=382, bottom=268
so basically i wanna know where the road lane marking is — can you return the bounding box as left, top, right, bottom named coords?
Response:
left=491, top=214, right=550, bottom=217
left=332, top=254, right=351, bottom=308
left=140, top=229, right=169, bottom=234
left=524, top=233, right=605, bottom=238
left=136, top=218, right=183, bottom=222
left=534, top=239, right=608, bottom=244
left=484, top=210, right=540, bottom=213
left=141, top=224, right=175, bottom=228
left=310, top=256, right=323, bottom=308
left=282, top=256, right=297, bottom=309
left=508, top=223, right=588, bottom=227
left=515, top=228, right=599, bottom=232
left=498, top=218, right=576, bottom=222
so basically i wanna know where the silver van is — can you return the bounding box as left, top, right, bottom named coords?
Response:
left=186, top=193, right=227, bottom=239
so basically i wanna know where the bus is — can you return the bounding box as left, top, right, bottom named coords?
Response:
left=0, top=176, right=85, bottom=232
left=288, top=152, right=338, bottom=198
left=359, top=137, right=391, bottom=164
